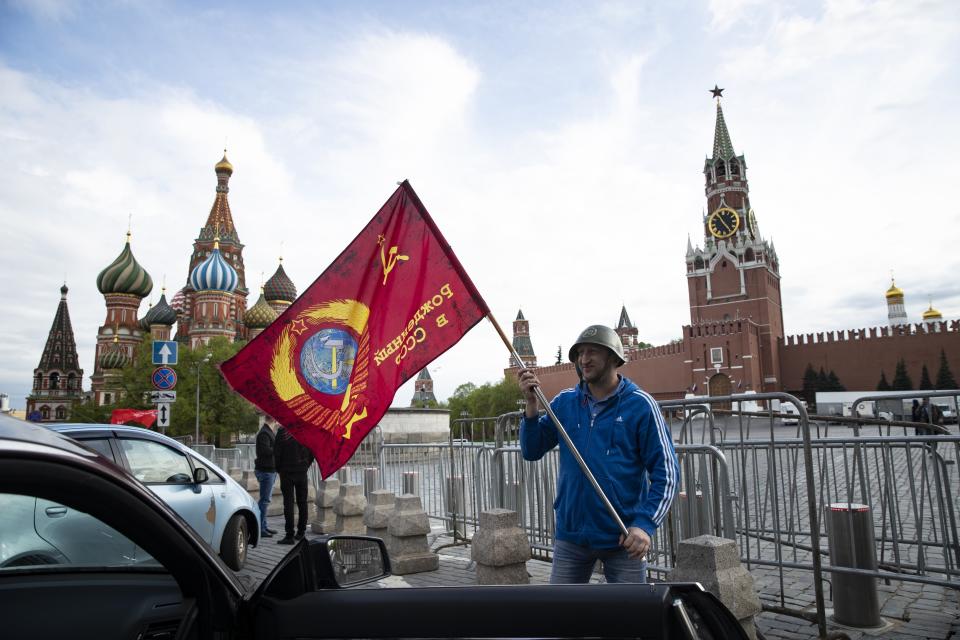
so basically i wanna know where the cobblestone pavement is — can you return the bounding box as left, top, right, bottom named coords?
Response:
left=238, top=515, right=960, bottom=639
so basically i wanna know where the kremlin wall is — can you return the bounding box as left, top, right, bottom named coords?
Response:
left=25, top=98, right=959, bottom=421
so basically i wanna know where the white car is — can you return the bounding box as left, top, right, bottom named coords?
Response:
left=48, top=423, right=260, bottom=570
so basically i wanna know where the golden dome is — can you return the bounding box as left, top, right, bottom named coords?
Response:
left=922, top=303, right=942, bottom=321
left=885, top=278, right=904, bottom=300
left=215, top=150, right=233, bottom=175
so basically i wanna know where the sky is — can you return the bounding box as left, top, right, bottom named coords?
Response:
left=1, top=0, right=958, bottom=410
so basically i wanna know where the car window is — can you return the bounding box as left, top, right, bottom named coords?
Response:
left=77, top=437, right=114, bottom=461
left=191, top=455, right=225, bottom=484
left=119, top=439, right=194, bottom=484
left=0, top=492, right=159, bottom=570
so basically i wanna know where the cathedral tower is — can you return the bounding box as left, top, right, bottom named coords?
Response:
left=178, top=152, right=249, bottom=342
left=91, top=232, right=153, bottom=405
left=26, top=285, right=84, bottom=421
left=263, top=257, right=298, bottom=315
left=685, top=88, right=784, bottom=392
left=244, top=286, right=279, bottom=340
left=411, top=368, right=437, bottom=407
left=188, top=237, right=239, bottom=348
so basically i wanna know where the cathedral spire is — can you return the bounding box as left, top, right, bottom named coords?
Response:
left=27, top=286, right=84, bottom=421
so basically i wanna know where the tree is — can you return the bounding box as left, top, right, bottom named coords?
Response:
left=891, top=358, right=913, bottom=391
left=876, top=371, right=891, bottom=391
left=918, top=364, right=933, bottom=390
left=817, top=367, right=829, bottom=392
left=447, top=377, right=522, bottom=439
left=826, top=370, right=845, bottom=392
left=555, top=346, right=562, bottom=366
left=935, top=349, right=958, bottom=389
left=90, top=338, right=259, bottom=445
left=801, top=364, right=819, bottom=404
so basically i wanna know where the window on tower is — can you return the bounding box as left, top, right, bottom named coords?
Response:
left=716, top=161, right=726, bottom=178
left=729, top=160, right=740, bottom=176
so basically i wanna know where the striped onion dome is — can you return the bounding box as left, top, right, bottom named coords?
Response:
left=170, top=286, right=187, bottom=313
left=244, top=288, right=278, bottom=329
left=264, top=259, right=297, bottom=303
left=99, top=337, right=130, bottom=370
left=142, top=289, right=178, bottom=327
left=189, top=238, right=238, bottom=293
left=97, top=232, right=153, bottom=297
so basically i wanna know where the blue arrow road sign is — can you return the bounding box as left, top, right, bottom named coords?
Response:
left=152, top=367, right=178, bottom=391
left=152, top=340, right=179, bottom=365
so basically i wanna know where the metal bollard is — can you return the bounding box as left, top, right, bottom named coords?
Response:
left=677, top=491, right=710, bottom=540
left=826, top=503, right=882, bottom=628
left=445, top=475, right=465, bottom=537
left=402, top=471, right=419, bottom=496
left=363, top=467, right=379, bottom=497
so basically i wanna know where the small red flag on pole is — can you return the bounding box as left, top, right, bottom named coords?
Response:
left=221, top=181, right=489, bottom=478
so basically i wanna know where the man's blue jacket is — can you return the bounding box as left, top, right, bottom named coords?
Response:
left=520, top=376, right=680, bottom=549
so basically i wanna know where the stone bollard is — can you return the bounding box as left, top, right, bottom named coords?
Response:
left=364, top=490, right=395, bottom=543
left=239, top=469, right=259, bottom=492
left=471, top=508, right=530, bottom=585
left=668, top=535, right=762, bottom=640
left=334, top=483, right=367, bottom=534
left=387, top=494, right=439, bottom=574
left=336, top=466, right=352, bottom=484
left=310, top=478, right=340, bottom=534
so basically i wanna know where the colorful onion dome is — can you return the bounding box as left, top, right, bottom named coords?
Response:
left=170, top=286, right=187, bottom=313
left=264, top=258, right=297, bottom=303
left=885, top=278, right=904, bottom=300
left=189, top=238, right=238, bottom=293
left=97, top=232, right=154, bottom=298
left=142, top=289, right=178, bottom=326
left=99, top=336, right=129, bottom=370
left=215, top=150, right=233, bottom=175
left=922, top=302, right=943, bottom=321
left=244, top=288, right=279, bottom=329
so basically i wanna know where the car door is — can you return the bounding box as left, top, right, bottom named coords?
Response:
left=33, top=497, right=138, bottom=566
left=115, top=436, right=216, bottom=544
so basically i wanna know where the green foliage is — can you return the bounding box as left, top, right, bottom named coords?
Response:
left=70, top=399, right=113, bottom=423
left=99, top=338, right=258, bottom=445
left=826, top=370, right=845, bottom=392
left=876, top=371, right=891, bottom=391
left=801, top=364, right=819, bottom=405
left=918, top=364, right=933, bottom=390
left=892, top=358, right=913, bottom=391
left=935, top=349, right=957, bottom=389
left=447, top=376, right=522, bottom=437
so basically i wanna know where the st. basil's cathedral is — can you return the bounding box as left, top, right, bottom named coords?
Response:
left=27, top=152, right=301, bottom=419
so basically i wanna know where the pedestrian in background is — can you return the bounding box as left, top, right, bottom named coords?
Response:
left=254, top=416, right=278, bottom=538
left=274, top=425, right=315, bottom=545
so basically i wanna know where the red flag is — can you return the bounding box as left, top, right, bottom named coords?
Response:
left=110, top=408, right=157, bottom=428
left=221, top=181, right=489, bottom=477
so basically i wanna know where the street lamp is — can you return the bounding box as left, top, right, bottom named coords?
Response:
left=194, top=353, right=212, bottom=445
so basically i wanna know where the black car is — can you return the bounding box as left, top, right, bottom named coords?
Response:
left=0, top=413, right=748, bottom=639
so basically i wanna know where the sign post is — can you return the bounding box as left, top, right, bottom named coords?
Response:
left=152, top=340, right=179, bottom=366
left=157, top=403, right=171, bottom=429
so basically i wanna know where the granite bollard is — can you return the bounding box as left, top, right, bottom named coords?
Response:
left=471, top=508, right=530, bottom=585
left=668, top=535, right=761, bottom=640
left=310, top=478, right=340, bottom=534
left=387, top=494, right=439, bottom=574
left=364, top=490, right=395, bottom=541
left=334, top=483, right=367, bottom=534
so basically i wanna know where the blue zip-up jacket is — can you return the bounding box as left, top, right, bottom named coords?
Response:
left=520, top=376, right=679, bottom=549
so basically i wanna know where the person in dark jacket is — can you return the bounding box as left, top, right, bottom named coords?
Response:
left=254, top=417, right=278, bottom=537
left=273, top=425, right=315, bottom=544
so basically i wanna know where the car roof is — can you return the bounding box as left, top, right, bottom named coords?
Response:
left=52, top=423, right=188, bottom=449
left=0, top=412, right=101, bottom=458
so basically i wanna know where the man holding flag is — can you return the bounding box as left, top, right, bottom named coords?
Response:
left=518, top=325, right=679, bottom=584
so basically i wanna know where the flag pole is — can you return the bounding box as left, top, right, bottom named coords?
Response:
left=485, top=314, right=629, bottom=538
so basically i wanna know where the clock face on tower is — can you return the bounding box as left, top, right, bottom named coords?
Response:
left=707, top=207, right=740, bottom=239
